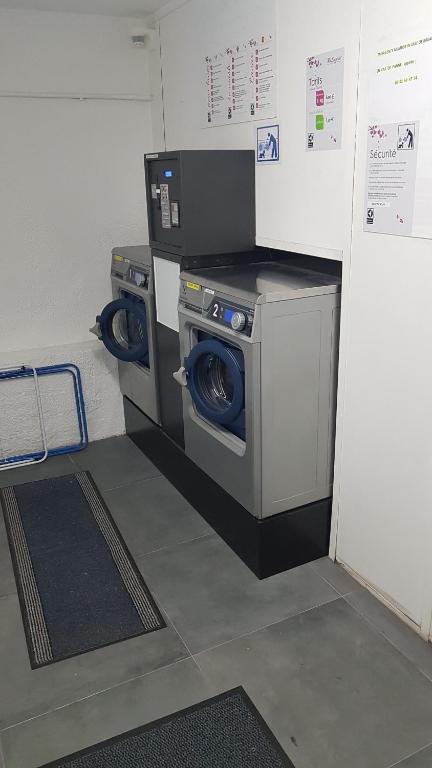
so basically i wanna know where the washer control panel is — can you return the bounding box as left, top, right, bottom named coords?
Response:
left=127, top=267, right=149, bottom=289
left=180, top=279, right=254, bottom=335
left=207, top=299, right=253, bottom=336
left=111, top=254, right=149, bottom=290
left=231, top=311, right=246, bottom=331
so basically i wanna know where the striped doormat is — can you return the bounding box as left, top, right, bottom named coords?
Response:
left=40, top=688, right=295, bottom=767
left=0, top=471, right=165, bottom=668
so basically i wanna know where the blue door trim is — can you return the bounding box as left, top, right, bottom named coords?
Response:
left=185, top=339, right=244, bottom=425
left=98, top=298, right=148, bottom=363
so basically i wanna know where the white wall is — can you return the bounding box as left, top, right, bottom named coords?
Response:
left=334, top=0, right=432, bottom=633
left=256, top=1, right=360, bottom=261
left=153, top=0, right=432, bottom=634
left=153, top=3, right=361, bottom=574
left=154, top=0, right=361, bottom=262
left=0, top=9, right=154, bottom=446
left=158, top=0, right=271, bottom=150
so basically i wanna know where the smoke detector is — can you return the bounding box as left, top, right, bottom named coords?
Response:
left=131, top=34, right=147, bottom=46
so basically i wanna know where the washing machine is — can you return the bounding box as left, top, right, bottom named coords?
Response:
left=174, top=261, right=341, bottom=519
left=91, top=246, right=160, bottom=425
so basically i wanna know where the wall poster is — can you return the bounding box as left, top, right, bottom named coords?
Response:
left=256, top=124, right=280, bottom=163
left=306, top=48, right=345, bottom=151
left=364, top=33, right=432, bottom=238
left=365, top=122, right=419, bottom=236
left=205, top=32, right=277, bottom=127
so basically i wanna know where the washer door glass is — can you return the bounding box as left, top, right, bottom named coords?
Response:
left=186, top=339, right=244, bottom=425
left=195, top=354, right=235, bottom=410
left=98, top=295, right=149, bottom=364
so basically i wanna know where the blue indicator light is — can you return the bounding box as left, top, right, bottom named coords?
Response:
left=163, top=170, right=173, bottom=178
left=223, top=308, right=234, bottom=323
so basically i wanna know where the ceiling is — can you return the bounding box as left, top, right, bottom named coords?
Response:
left=0, top=0, right=170, bottom=17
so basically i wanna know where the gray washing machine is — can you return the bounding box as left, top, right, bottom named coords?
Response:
left=91, top=246, right=160, bottom=425
left=174, top=261, right=341, bottom=519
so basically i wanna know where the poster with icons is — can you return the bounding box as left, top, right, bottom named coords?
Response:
left=205, top=32, right=277, bottom=127
left=363, top=32, right=432, bottom=239
left=364, top=122, right=419, bottom=237
left=251, top=32, right=277, bottom=121
left=205, top=49, right=228, bottom=125
left=256, top=124, right=280, bottom=163
left=228, top=39, right=251, bottom=123
left=306, top=48, right=344, bottom=151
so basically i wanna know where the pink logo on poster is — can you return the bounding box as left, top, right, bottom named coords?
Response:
left=316, top=89, right=324, bottom=106
left=368, top=125, right=387, bottom=139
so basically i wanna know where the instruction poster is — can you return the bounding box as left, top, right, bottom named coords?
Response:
left=306, top=48, right=344, bottom=151
left=205, top=32, right=277, bottom=127
left=364, top=122, right=419, bottom=235
left=364, top=33, right=432, bottom=238
left=205, top=51, right=227, bottom=124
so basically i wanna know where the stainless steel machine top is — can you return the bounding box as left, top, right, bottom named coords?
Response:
left=181, top=261, right=341, bottom=305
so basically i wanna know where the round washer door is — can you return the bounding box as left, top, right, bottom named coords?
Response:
left=185, top=339, right=244, bottom=425
left=98, top=297, right=149, bottom=362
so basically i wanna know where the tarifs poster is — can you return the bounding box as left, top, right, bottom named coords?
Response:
left=306, top=48, right=345, bottom=151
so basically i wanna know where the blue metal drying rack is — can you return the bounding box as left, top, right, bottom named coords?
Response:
left=0, top=363, right=88, bottom=470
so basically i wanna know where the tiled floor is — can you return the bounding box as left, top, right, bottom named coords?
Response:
left=1, top=436, right=432, bottom=767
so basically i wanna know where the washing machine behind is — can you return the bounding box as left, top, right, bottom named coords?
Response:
left=175, top=261, right=341, bottom=520
left=91, top=246, right=160, bottom=425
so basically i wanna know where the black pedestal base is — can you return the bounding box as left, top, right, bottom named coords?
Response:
left=124, top=397, right=332, bottom=579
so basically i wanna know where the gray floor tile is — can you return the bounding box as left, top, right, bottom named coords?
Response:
left=103, top=475, right=211, bottom=558
left=138, top=535, right=339, bottom=654
left=71, top=436, right=160, bottom=491
left=0, top=454, right=75, bottom=489
left=0, top=517, right=15, bottom=598
left=310, top=556, right=362, bottom=596
left=392, top=744, right=432, bottom=767
left=0, top=594, right=189, bottom=728
left=1, top=658, right=213, bottom=768
left=196, top=599, right=432, bottom=768
left=345, top=588, right=432, bottom=682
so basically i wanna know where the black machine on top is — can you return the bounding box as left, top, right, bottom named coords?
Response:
left=143, top=149, right=257, bottom=449
left=144, top=150, right=256, bottom=264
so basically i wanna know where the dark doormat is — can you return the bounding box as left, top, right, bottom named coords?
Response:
left=39, top=687, right=295, bottom=767
left=0, top=471, right=165, bottom=668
